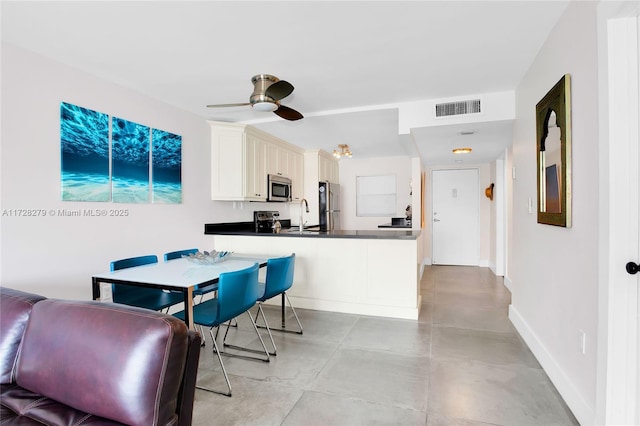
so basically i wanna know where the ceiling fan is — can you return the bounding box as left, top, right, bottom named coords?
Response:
left=207, top=74, right=303, bottom=121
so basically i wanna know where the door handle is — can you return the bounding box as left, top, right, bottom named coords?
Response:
left=433, top=218, right=440, bottom=222
left=626, top=262, right=639, bottom=275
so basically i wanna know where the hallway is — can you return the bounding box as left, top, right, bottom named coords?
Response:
left=191, top=266, right=578, bottom=425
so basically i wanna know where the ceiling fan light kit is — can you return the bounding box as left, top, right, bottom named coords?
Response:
left=252, top=101, right=278, bottom=112
left=207, top=74, right=303, bottom=121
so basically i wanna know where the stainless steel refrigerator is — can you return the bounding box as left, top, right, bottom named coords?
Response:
left=319, top=181, right=340, bottom=231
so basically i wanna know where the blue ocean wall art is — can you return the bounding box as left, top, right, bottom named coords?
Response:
left=152, top=129, right=182, bottom=204
left=111, top=117, right=150, bottom=203
left=59, top=102, right=183, bottom=204
left=60, top=102, right=110, bottom=201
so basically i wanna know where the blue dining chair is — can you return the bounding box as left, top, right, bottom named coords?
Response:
left=164, top=248, right=223, bottom=346
left=164, top=249, right=198, bottom=261
left=173, top=262, right=269, bottom=397
left=164, top=249, right=218, bottom=301
left=110, top=255, right=183, bottom=312
left=253, top=253, right=301, bottom=356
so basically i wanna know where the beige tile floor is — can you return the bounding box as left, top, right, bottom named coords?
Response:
left=190, top=265, right=579, bottom=425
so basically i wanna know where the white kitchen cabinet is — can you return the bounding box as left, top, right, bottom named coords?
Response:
left=210, top=122, right=267, bottom=201
left=264, top=136, right=305, bottom=201
left=289, top=151, right=304, bottom=201
left=244, top=130, right=267, bottom=200
left=210, top=121, right=304, bottom=202
left=266, top=141, right=290, bottom=178
left=210, top=123, right=245, bottom=200
left=318, top=150, right=339, bottom=184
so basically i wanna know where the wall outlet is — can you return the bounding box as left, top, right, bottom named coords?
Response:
left=579, top=329, right=587, bottom=355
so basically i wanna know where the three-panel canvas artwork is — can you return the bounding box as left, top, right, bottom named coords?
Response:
left=60, top=102, right=182, bottom=204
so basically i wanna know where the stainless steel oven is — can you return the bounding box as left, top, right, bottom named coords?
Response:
left=267, top=174, right=292, bottom=202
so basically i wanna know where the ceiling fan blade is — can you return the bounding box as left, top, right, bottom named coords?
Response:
left=206, top=102, right=250, bottom=108
left=264, top=80, right=294, bottom=101
left=274, top=105, right=304, bottom=121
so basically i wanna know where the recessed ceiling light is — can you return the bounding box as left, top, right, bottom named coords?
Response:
left=452, top=147, right=472, bottom=154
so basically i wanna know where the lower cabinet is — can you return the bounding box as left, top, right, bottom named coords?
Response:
left=212, top=235, right=420, bottom=320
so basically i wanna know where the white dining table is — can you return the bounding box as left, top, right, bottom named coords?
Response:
left=91, top=254, right=270, bottom=330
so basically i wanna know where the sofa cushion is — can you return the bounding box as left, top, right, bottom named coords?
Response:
left=16, top=300, right=189, bottom=426
left=0, top=287, right=46, bottom=384
left=1, top=383, right=125, bottom=425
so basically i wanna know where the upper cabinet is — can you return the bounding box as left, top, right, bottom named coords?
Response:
left=244, top=130, right=268, bottom=201
left=209, top=121, right=305, bottom=202
left=318, top=150, right=340, bottom=184
left=210, top=122, right=246, bottom=200
left=288, top=151, right=304, bottom=201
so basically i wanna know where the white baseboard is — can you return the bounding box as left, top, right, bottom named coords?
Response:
left=479, top=259, right=489, bottom=267
left=263, top=296, right=420, bottom=320
left=423, top=257, right=432, bottom=266
left=503, top=275, right=513, bottom=292
left=509, top=305, right=594, bottom=425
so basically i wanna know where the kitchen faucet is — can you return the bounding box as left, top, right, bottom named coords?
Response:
left=299, top=198, right=309, bottom=233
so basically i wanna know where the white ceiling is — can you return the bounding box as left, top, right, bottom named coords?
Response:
left=1, top=1, right=569, bottom=165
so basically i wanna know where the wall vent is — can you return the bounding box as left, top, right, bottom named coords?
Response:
left=435, top=99, right=481, bottom=117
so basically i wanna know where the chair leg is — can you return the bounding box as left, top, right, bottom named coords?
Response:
left=221, top=311, right=270, bottom=362
left=247, top=309, right=271, bottom=361
left=258, top=292, right=304, bottom=335
left=256, top=302, right=277, bottom=356
left=199, top=324, right=206, bottom=346
left=220, top=318, right=238, bottom=328
left=196, top=327, right=232, bottom=397
left=285, top=292, right=304, bottom=334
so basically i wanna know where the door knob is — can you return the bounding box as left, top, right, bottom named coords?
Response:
left=433, top=218, right=440, bottom=222
left=626, top=262, right=639, bottom=275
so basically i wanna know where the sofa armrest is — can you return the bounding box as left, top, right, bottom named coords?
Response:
left=177, top=329, right=201, bottom=426
left=0, top=287, right=46, bottom=384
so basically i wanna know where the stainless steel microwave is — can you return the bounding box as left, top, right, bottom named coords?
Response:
left=267, top=174, right=292, bottom=202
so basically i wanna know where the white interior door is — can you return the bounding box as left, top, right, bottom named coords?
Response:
left=634, top=15, right=639, bottom=425
left=599, top=11, right=640, bottom=425
left=432, top=169, right=479, bottom=266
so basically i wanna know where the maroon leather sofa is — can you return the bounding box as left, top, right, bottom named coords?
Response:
left=0, top=287, right=201, bottom=425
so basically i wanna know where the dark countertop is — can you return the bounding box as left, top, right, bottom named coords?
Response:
left=378, top=223, right=412, bottom=229
left=205, top=222, right=420, bottom=240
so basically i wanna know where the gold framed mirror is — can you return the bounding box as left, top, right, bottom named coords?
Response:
left=536, top=74, right=572, bottom=227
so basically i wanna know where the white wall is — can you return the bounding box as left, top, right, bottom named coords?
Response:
left=339, top=156, right=413, bottom=230
left=507, top=2, right=600, bottom=424
left=0, top=43, right=271, bottom=299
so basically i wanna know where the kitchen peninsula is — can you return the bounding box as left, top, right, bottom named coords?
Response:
left=205, top=224, right=421, bottom=319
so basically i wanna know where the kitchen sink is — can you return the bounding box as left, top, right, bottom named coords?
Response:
left=281, top=228, right=321, bottom=235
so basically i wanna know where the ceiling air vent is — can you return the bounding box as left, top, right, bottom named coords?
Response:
left=435, top=99, right=481, bottom=117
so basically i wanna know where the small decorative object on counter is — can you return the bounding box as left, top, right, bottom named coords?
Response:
left=273, top=213, right=282, bottom=233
